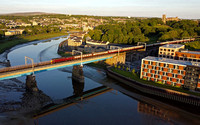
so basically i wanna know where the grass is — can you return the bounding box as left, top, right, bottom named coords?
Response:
left=110, top=68, right=200, bottom=97
left=0, top=32, right=68, bottom=54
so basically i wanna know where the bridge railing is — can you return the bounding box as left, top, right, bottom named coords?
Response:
left=0, top=54, right=114, bottom=74
left=0, top=61, right=51, bottom=74
left=0, top=38, right=195, bottom=74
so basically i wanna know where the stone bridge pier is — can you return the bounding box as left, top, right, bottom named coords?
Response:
left=26, top=75, right=39, bottom=92
left=106, top=52, right=126, bottom=65
left=72, top=65, right=84, bottom=83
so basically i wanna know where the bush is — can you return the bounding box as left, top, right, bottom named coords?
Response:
left=143, top=78, right=147, bottom=80
left=132, top=69, right=135, bottom=74
left=126, top=67, right=129, bottom=71
left=157, top=81, right=164, bottom=84
left=118, top=65, right=121, bottom=69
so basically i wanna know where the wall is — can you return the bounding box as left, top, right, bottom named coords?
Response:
left=105, top=52, right=126, bottom=65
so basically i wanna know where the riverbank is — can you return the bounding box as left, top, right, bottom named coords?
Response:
left=0, top=32, right=68, bottom=54
left=107, top=67, right=200, bottom=106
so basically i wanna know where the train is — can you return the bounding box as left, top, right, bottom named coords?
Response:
left=51, top=38, right=195, bottom=64
left=0, top=38, right=195, bottom=73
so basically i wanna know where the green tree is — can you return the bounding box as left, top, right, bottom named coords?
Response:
left=181, top=31, right=190, bottom=38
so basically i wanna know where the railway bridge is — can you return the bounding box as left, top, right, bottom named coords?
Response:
left=0, top=38, right=195, bottom=81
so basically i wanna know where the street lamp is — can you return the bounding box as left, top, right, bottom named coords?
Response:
left=25, top=56, right=35, bottom=75
left=72, top=50, right=83, bottom=67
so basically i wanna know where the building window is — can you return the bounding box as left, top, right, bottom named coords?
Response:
left=172, top=50, right=174, bottom=52
left=167, top=77, right=170, bottom=80
left=164, top=49, right=166, bottom=51
left=168, top=49, right=170, bottom=52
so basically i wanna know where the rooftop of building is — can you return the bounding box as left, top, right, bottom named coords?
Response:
left=178, top=50, right=200, bottom=55
left=143, top=56, right=200, bottom=67
left=160, top=44, right=184, bottom=49
left=86, top=39, right=109, bottom=45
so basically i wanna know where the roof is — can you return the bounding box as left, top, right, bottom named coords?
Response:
left=160, top=44, right=184, bottom=49
left=143, top=56, right=200, bottom=67
left=179, top=50, right=200, bottom=55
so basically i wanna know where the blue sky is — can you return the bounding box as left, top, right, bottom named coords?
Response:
left=0, top=0, right=200, bottom=19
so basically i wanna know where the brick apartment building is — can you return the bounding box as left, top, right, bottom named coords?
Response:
left=140, top=56, right=200, bottom=90
left=175, top=50, right=200, bottom=62
left=159, top=44, right=200, bottom=62
left=158, top=44, right=185, bottom=59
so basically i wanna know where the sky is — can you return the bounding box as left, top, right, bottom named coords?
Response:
left=0, top=0, right=200, bottom=19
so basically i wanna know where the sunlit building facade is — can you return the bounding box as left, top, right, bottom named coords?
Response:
left=140, top=56, right=200, bottom=90
left=158, top=44, right=185, bottom=59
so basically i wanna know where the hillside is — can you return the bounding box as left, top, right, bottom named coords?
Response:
left=0, top=12, right=55, bottom=16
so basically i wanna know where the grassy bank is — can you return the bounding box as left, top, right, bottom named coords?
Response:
left=0, top=32, right=68, bottom=54
left=110, top=68, right=200, bottom=97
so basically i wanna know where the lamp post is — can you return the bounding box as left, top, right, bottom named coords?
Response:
left=72, top=50, right=83, bottom=67
left=25, top=56, right=35, bottom=75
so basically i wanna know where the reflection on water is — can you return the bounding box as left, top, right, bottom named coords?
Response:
left=138, top=101, right=175, bottom=124
left=1, top=36, right=199, bottom=125
left=137, top=100, right=200, bottom=125
left=21, top=75, right=53, bottom=113
left=72, top=79, right=84, bottom=97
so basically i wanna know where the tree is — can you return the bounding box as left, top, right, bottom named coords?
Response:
left=181, top=31, right=190, bottom=38
left=0, top=30, right=4, bottom=39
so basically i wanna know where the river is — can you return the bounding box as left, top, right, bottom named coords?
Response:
left=0, top=36, right=199, bottom=125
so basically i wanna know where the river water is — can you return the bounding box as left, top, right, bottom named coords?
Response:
left=0, top=37, right=199, bottom=125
